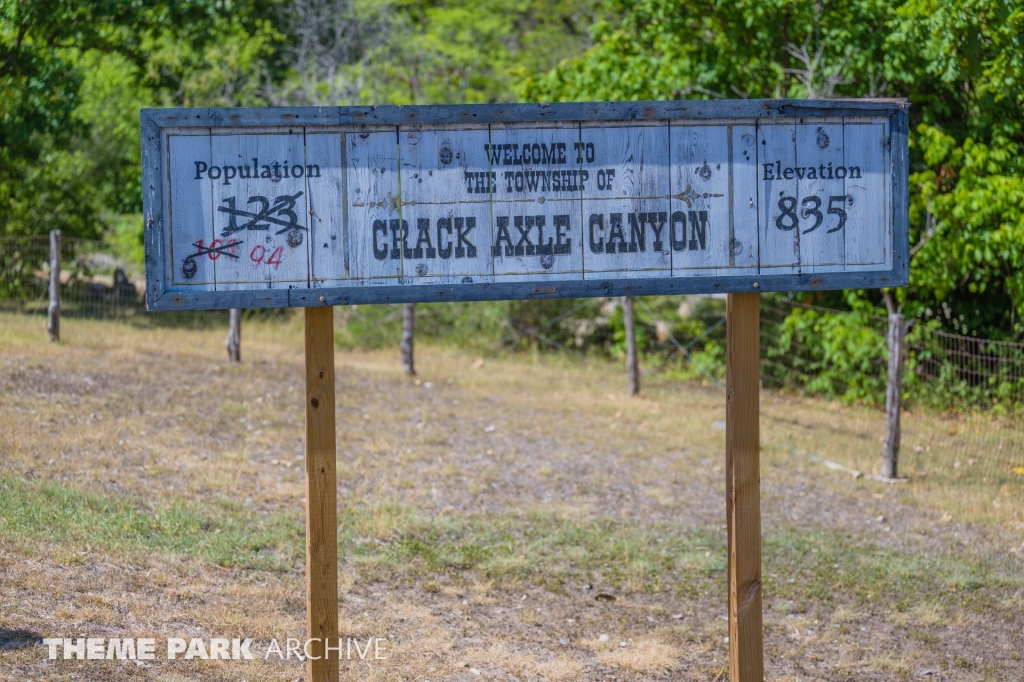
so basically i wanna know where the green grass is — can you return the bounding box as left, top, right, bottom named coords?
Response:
left=0, top=475, right=303, bottom=570
left=2, top=473, right=1019, bottom=619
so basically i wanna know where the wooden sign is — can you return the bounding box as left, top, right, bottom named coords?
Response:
left=141, top=100, right=908, bottom=310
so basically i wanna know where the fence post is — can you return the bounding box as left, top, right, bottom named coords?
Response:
left=881, top=311, right=905, bottom=479
left=226, top=309, right=242, bottom=362
left=47, top=230, right=61, bottom=342
left=623, top=296, right=639, bottom=395
left=401, top=302, right=416, bottom=376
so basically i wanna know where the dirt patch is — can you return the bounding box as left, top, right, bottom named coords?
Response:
left=1, top=314, right=1022, bottom=681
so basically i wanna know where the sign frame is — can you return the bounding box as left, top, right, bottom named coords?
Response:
left=141, top=99, right=909, bottom=311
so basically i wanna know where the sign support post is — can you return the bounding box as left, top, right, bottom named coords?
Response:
left=726, top=292, right=764, bottom=680
left=304, top=306, right=338, bottom=682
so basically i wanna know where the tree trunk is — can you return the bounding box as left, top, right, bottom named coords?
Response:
left=226, top=308, right=242, bottom=362
left=401, top=302, right=416, bottom=376
left=881, top=310, right=905, bottom=479
left=623, top=296, right=639, bottom=395
left=47, top=230, right=61, bottom=342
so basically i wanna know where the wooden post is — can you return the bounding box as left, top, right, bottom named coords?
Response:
left=304, top=306, right=338, bottom=682
left=226, top=308, right=242, bottom=362
left=47, top=230, right=60, bottom=342
left=622, top=296, right=639, bottom=395
left=726, top=292, right=763, bottom=682
left=401, top=302, right=416, bottom=376
left=881, top=311, right=905, bottom=479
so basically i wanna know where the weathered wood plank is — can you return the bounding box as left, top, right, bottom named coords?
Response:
left=346, top=130, right=402, bottom=283
left=306, top=132, right=347, bottom=284
left=167, top=133, right=216, bottom=288
left=141, top=113, right=166, bottom=307
left=757, top=121, right=801, bottom=273
left=209, top=129, right=311, bottom=290
left=843, top=121, right=890, bottom=270
left=396, top=126, right=494, bottom=284
left=794, top=122, right=847, bottom=273
left=144, top=99, right=909, bottom=129
left=489, top=123, right=585, bottom=282
left=151, top=268, right=905, bottom=310
left=581, top=122, right=671, bottom=279
left=669, top=124, right=733, bottom=275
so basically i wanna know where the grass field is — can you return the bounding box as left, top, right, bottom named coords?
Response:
left=1, top=311, right=1022, bottom=681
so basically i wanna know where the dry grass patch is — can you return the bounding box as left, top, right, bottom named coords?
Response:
left=596, top=636, right=681, bottom=673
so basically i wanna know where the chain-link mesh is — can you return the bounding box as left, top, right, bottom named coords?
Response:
left=2, top=236, right=1021, bottom=484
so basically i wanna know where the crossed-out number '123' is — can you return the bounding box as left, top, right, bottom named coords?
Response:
left=775, top=194, right=851, bottom=234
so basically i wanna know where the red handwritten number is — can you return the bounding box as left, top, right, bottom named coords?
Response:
left=195, top=239, right=204, bottom=254
left=208, top=239, right=224, bottom=260
left=250, top=244, right=266, bottom=265
left=266, top=246, right=284, bottom=269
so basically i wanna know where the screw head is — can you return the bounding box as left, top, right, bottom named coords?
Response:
left=319, top=295, right=325, bottom=302
left=752, top=282, right=759, bottom=288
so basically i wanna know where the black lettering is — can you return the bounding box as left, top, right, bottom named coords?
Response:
left=585, top=142, right=595, bottom=163
left=848, top=166, right=862, bottom=179
left=239, top=164, right=252, bottom=179
left=579, top=169, right=589, bottom=191
left=627, top=213, right=645, bottom=253
left=531, top=216, right=552, bottom=255
left=647, top=212, right=667, bottom=251
left=670, top=211, right=687, bottom=251
left=222, top=166, right=236, bottom=185
left=556, top=143, right=566, bottom=164
left=291, top=165, right=304, bottom=178
left=688, top=211, right=708, bottom=251
left=553, top=215, right=571, bottom=254
left=194, top=161, right=208, bottom=179
left=503, top=145, right=514, bottom=165
left=589, top=214, right=604, bottom=254
left=372, top=220, right=388, bottom=260
left=541, top=144, right=555, bottom=165
left=464, top=171, right=475, bottom=193
left=607, top=214, right=626, bottom=254
left=493, top=217, right=514, bottom=257
left=783, top=167, right=794, bottom=180
left=514, top=216, right=533, bottom=256
left=414, top=218, right=436, bottom=258
left=261, top=165, right=272, bottom=179
left=504, top=171, right=514, bottom=192
left=525, top=171, right=540, bottom=193
left=835, top=166, right=847, bottom=179
left=485, top=144, right=502, bottom=165
left=208, top=165, right=222, bottom=180
left=437, top=218, right=453, bottom=259
left=454, top=217, right=476, bottom=258
left=305, top=164, right=320, bottom=178
left=390, top=219, right=411, bottom=259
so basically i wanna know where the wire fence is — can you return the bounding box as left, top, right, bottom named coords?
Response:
left=2, top=234, right=1022, bottom=486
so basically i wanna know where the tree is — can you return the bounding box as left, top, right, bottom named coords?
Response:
left=521, top=0, right=1024, bottom=341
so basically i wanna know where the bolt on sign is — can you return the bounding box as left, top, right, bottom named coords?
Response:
left=141, top=100, right=908, bottom=310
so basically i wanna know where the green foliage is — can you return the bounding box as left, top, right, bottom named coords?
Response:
left=523, top=0, right=1024, bottom=343
left=763, top=303, right=889, bottom=403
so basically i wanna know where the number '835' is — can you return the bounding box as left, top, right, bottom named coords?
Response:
left=775, top=195, right=851, bottom=234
